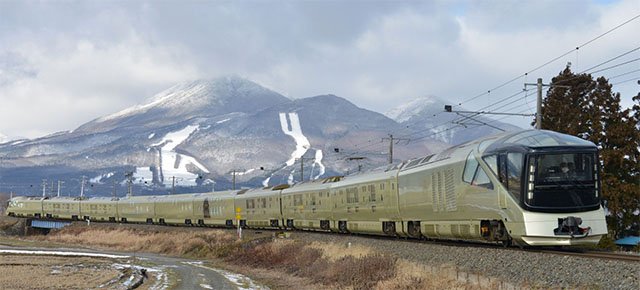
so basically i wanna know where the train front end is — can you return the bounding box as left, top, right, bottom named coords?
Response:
left=483, top=130, right=607, bottom=247
left=519, top=148, right=607, bottom=246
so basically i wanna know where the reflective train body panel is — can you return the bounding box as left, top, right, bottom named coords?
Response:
left=6, top=130, right=607, bottom=246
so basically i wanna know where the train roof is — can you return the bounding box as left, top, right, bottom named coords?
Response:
left=480, top=130, right=596, bottom=154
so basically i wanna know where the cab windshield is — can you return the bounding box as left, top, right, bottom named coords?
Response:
left=533, top=153, right=595, bottom=184
left=525, top=152, right=599, bottom=211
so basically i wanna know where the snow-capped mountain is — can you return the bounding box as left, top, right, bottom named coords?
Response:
left=77, top=76, right=291, bottom=134
left=385, top=96, right=521, bottom=144
left=0, top=76, right=447, bottom=196
left=0, top=133, right=8, bottom=144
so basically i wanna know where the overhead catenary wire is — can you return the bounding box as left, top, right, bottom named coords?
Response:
left=612, top=77, right=640, bottom=86
left=340, top=14, right=640, bottom=157
left=392, top=15, right=640, bottom=142
left=608, top=68, right=640, bottom=80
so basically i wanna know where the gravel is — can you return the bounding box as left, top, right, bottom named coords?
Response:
left=292, top=231, right=639, bottom=289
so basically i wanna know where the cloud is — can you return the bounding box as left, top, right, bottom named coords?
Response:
left=0, top=0, right=638, bottom=138
left=0, top=33, right=199, bottom=137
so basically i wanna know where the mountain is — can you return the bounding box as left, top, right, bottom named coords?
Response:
left=76, top=76, right=291, bottom=134
left=0, top=77, right=447, bottom=197
left=385, top=96, right=521, bottom=144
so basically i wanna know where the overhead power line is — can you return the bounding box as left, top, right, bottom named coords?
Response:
left=342, top=14, right=640, bottom=156
left=612, top=77, right=640, bottom=86
left=580, top=46, right=640, bottom=74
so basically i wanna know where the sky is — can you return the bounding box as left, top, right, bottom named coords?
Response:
left=0, top=0, right=638, bottom=139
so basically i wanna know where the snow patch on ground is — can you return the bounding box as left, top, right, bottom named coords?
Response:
left=148, top=133, right=155, bottom=139
left=0, top=249, right=129, bottom=259
left=216, top=118, right=231, bottom=124
left=279, top=112, right=310, bottom=166
left=183, top=261, right=268, bottom=290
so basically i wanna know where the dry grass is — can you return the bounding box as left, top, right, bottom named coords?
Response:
left=228, top=238, right=397, bottom=289
left=308, top=240, right=373, bottom=261
left=39, top=225, right=240, bottom=258
left=32, top=226, right=507, bottom=289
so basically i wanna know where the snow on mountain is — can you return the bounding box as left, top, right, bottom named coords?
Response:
left=136, top=124, right=210, bottom=187
left=384, top=96, right=441, bottom=123
left=76, top=76, right=291, bottom=134
left=0, top=77, right=451, bottom=196
left=279, top=112, right=311, bottom=166
left=0, top=133, right=8, bottom=144
left=386, top=95, right=521, bottom=144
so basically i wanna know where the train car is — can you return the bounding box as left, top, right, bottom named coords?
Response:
left=5, top=196, right=43, bottom=218
left=396, top=130, right=606, bottom=246
left=330, top=169, right=402, bottom=235
left=234, top=188, right=281, bottom=228
left=80, top=197, right=118, bottom=222
left=281, top=179, right=333, bottom=231
left=192, top=190, right=237, bottom=227
left=42, top=197, right=81, bottom=220
left=154, top=193, right=197, bottom=225
left=117, top=196, right=156, bottom=223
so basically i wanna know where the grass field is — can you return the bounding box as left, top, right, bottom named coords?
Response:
left=15, top=223, right=493, bottom=289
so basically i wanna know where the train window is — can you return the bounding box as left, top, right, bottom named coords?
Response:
left=483, top=155, right=498, bottom=176
left=463, top=152, right=479, bottom=183
left=507, top=153, right=524, bottom=199
left=472, top=166, right=493, bottom=189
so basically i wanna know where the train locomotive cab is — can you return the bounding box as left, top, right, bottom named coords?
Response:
left=482, top=130, right=607, bottom=246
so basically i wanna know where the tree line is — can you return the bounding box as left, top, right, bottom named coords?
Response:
left=537, top=65, right=639, bottom=239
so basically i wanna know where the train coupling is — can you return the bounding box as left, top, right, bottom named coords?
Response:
left=553, top=216, right=591, bottom=238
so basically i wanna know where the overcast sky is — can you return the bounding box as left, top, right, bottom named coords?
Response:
left=0, top=0, right=638, bottom=139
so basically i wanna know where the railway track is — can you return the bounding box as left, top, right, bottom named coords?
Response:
left=535, top=248, right=640, bottom=262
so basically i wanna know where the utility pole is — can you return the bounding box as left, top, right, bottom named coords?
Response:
left=296, top=157, right=315, bottom=182
left=112, top=180, right=117, bottom=199
left=524, top=78, right=571, bottom=129
left=171, top=176, right=175, bottom=194
left=41, top=179, right=47, bottom=198
left=382, top=134, right=410, bottom=164
left=536, top=78, right=543, bottom=129
left=57, top=180, right=64, bottom=197
left=125, top=171, right=133, bottom=197
left=229, top=169, right=244, bottom=190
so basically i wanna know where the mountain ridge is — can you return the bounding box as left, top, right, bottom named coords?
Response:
left=0, top=76, right=516, bottom=196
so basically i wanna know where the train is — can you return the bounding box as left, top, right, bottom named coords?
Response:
left=5, top=130, right=607, bottom=246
